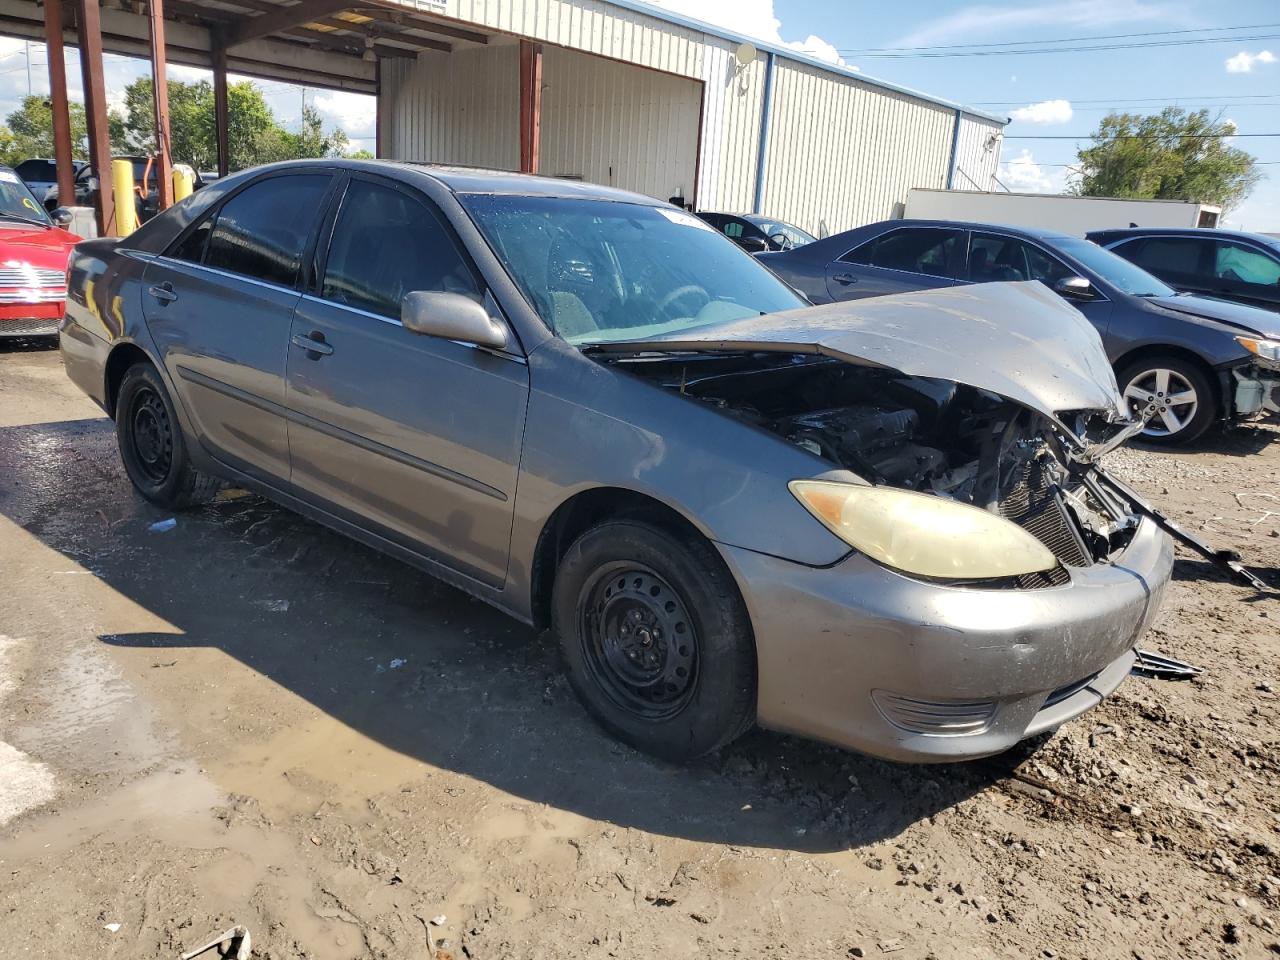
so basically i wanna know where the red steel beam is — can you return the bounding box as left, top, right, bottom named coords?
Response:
left=73, top=0, right=115, bottom=235
left=518, top=39, right=541, bottom=174
left=148, top=0, right=174, bottom=209
left=42, top=0, right=76, bottom=208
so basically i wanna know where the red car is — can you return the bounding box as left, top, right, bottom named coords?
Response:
left=0, top=165, right=79, bottom=339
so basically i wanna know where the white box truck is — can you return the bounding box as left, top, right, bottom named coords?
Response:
left=903, top=188, right=1220, bottom=236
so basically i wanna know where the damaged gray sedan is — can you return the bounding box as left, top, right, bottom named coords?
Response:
left=60, top=161, right=1172, bottom=763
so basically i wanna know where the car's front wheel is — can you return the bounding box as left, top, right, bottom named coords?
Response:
left=552, top=519, right=757, bottom=761
left=115, top=362, right=220, bottom=508
left=1116, top=355, right=1217, bottom=446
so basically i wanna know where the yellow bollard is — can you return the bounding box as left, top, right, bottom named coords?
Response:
left=172, top=165, right=194, bottom=202
left=111, top=159, right=138, bottom=235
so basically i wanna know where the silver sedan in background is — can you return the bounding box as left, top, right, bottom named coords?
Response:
left=60, top=160, right=1171, bottom=763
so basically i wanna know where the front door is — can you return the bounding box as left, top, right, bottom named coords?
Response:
left=142, top=172, right=334, bottom=482
left=284, top=175, right=530, bottom=587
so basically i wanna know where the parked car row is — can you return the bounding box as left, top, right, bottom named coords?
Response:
left=59, top=159, right=1185, bottom=767
left=14, top=155, right=216, bottom=222
left=757, top=220, right=1280, bottom=445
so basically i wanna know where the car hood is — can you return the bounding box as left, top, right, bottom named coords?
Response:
left=1148, top=294, right=1280, bottom=340
left=592, top=281, right=1126, bottom=422
left=0, top=223, right=80, bottom=270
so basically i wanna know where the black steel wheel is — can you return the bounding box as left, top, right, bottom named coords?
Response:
left=553, top=519, right=756, bottom=761
left=115, top=362, right=221, bottom=508
left=578, top=562, right=699, bottom=721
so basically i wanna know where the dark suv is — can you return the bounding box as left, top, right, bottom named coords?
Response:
left=1088, top=227, right=1280, bottom=314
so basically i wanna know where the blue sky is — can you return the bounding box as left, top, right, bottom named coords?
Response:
left=0, top=1, right=1276, bottom=230
left=647, top=0, right=1280, bottom=230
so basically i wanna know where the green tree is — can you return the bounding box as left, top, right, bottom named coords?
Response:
left=113, top=78, right=356, bottom=171
left=1073, top=108, right=1261, bottom=214
left=0, top=95, right=89, bottom=165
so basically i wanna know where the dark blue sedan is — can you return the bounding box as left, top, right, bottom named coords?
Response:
left=760, top=219, right=1280, bottom=445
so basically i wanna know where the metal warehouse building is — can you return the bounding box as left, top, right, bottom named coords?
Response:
left=2, top=0, right=1007, bottom=237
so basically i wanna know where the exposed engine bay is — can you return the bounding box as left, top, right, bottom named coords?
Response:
left=605, top=351, right=1144, bottom=582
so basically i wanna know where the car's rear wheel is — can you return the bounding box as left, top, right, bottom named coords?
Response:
left=1116, top=355, right=1217, bottom=446
left=552, top=520, right=756, bottom=761
left=116, top=362, right=220, bottom=508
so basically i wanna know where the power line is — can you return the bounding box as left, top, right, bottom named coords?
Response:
left=842, top=33, right=1280, bottom=58
left=1005, top=132, right=1280, bottom=139
left=979, top=94, right=1280, bottom=105
left=839, top=22, right=1280, bottom=54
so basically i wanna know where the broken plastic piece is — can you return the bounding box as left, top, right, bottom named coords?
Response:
left=148, top=517, right=177, bottom=533
left=180, top=925, right=251, bottom=960
left=1131, top=649, right=1202, bottom=681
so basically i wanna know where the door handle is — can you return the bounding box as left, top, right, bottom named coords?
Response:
left=148, top=282, right=178, bottom=304
left=831, top=273, right=859, bottom=285
left=291, top=331, right=333, bottom=357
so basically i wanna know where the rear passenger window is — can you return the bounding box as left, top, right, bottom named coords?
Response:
left=204, top=174, right=330, bottom=287
left=1127, top=237, right=1205, bottom=275
left=842, top=228, right=962, bottom=278
left=320, top=179, right=481, bottom=319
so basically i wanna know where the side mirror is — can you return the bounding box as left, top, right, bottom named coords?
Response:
left=738, top=235, right=769, bottom=253
left=51, top=207, right=73, bottom=227
left=401, top=290, right=508, bottom=350
left=1053, top=276, right=1095, bottom=301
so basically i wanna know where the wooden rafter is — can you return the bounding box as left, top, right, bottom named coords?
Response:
left=224, top=0, right=354, bottom=48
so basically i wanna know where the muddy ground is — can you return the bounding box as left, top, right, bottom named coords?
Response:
left=0, top=341, right=1277, bottom=960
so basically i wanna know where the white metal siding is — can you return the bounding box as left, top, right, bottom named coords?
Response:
left=444, top=0, right=705, bottom=78
left=540, top=45, right=702, bottom=201
left=759, top=59, right=955, bottom=237
left=379, top=45, right=520, bottom=168
left=953, top=116, right=1004, bottom=192
left=697, top=42, right=767, bottom=213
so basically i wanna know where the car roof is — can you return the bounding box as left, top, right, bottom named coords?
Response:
left=1085, top=226, right=1279, bottom=245
left=869, top=218, right=1079, bottom=242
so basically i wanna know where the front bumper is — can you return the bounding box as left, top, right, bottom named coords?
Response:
left=720, top=517, right=1172, bottom=763
left=0, top=301, right=64, bottom=338
left=1233, top=363, right=1280, bottom=418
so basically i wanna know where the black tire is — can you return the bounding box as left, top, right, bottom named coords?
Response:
left=552, top=520, right=757, bottom=761
left=115, top=362, right=221, bottom=508
left=1115, top=354, right=1218, bottom=447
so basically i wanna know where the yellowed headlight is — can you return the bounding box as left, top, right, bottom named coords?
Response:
left=789, top=479, right=1059, bottom=580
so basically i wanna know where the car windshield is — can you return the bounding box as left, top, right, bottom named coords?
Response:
left=462, top=195, right=805, bottom=344
left=0, top=170, right=52, bottom=226
left=1054, top=237, right=1174, bottom=297
left=744, top=215, right=816, bottom=248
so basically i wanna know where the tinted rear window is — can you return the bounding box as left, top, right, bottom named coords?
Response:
left=204, top=174, right=331, bottom=287
left=14, top=160, right=55, bottom=181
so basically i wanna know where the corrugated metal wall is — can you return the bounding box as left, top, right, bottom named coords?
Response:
left=445, top=0, right=705, bottom=78
left=540, top=44, right=701, bottom=201
left=697, top=42, right=767, bottom=213
left=952, top=115, right=1005, bottom=192
left=758, top=59, right=956, bottom=237
left=379, top=44, right=520, bottom=168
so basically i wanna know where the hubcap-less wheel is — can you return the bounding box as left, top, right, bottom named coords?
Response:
left=1122, top=368, right=1199, bottom=438
left=578, top=563, right=698, bottom=721
left=129, top=385, right=174, bottom=484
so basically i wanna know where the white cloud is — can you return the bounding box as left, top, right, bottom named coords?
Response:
left=1009, top=98, right=1073, bottom=125
left=893, top=0, right=1192, bottom=48
left=998, top=149, right=1067, bottom=193
left=311, top=90, right=375, bottom=139
left=1225, top=49, right=1276, bottom=73
left=640, top=0, right=850, bottom=66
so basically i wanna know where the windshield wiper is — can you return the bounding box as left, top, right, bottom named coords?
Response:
left=0, top=212, right=50, bottom=228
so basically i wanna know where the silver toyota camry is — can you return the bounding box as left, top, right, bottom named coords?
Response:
left=59, top=160, right=1172, bottom=763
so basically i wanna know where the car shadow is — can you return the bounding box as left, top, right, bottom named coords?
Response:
left=0, top=335, right=59, bottom=353
left=1129, top=420, right=1279, bottom=458
left=3, top=415, right=1004, bottom=854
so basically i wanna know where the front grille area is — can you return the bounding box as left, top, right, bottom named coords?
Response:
left=1000, top=458, right=1091, bottom=569
left=0, top=289, right=65, bottom=303
left=0, top=317, right=59, bottom=336
left=0, top=267, right=64, bottom=287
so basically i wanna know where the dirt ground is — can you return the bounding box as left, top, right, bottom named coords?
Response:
left=0, top=340, right=1278, bottom=960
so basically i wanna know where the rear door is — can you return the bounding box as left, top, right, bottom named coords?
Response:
left=142, top=171, right=335, bottom=484
left=826, top=226, right=965, bottom=300
left=284, top=174, right=529, bottom=587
